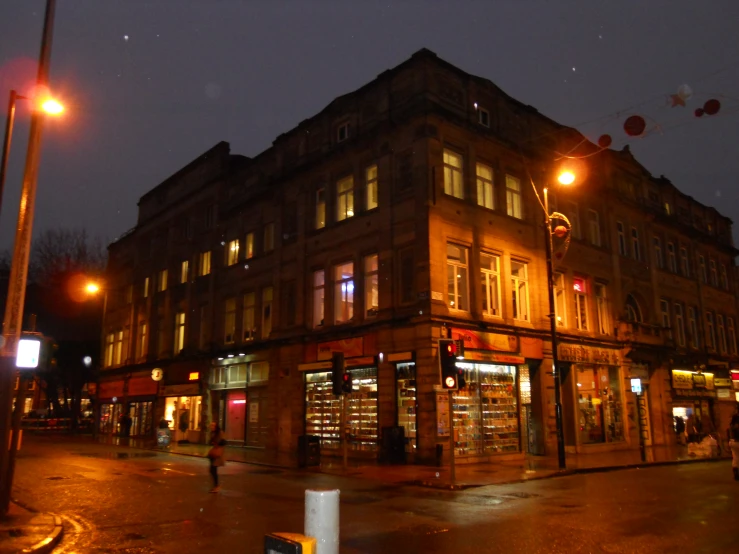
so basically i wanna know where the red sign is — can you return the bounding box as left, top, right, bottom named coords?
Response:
left=127, top=376, right=158, bottom=397
left=98, top=380, right=124, bottom=399
left=450, top=328, right=518, bottom=352
left=188, top=372, right=200, bottom=381
left=317, top=337, right=364, bottom=361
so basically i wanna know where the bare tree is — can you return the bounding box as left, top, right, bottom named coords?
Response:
left=30, top=227, right=106, bottom=286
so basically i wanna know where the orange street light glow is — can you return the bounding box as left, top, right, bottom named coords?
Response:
left=558, top=171, right=575, bottom=185
left=85, top=283, right=100, bottom=294
left=41, top=99, right=64, bottom=115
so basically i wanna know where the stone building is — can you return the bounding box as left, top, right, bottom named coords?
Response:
left=98, top=49, right=739, bottom=465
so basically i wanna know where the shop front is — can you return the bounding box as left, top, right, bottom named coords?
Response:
left=388, top=351, right=417, bottom=454
left=125, top=374, right=158, bottom=438
left=161, top=380, right=202, bottom=443
left=97, top=378, right=125, bottom=435
left=559, top=344, right=625, bottom=449
left=671, top=369, right=717, bottom=442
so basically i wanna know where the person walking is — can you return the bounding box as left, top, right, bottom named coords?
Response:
left=207, top=421, right=226, bottom=493
left=674, top=415, right=686, bottom=445
left=729, top=404, right=739, bottom=481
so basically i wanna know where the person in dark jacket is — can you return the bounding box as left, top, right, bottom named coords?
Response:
left=207, top=421, right=226, bottom=492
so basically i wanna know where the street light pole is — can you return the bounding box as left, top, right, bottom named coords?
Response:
left=0, top=0, right=57, bottom=516
left=0, top=90, right=27, bottom=219
left=543, top=187, right=567, bottom=470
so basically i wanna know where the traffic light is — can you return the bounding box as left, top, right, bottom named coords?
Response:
left=331, top=352, right=345, bottom=396
left=342, top=371, right=352, bottom=394
left=439, top=338, right=458, bottom=390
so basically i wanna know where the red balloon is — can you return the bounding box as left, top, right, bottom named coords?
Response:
left=624, top=115, right=646, bottom=137
left=598, top=134, right=612, bottom=148
left=703, top=99, right=721, bottom=115
left=694, top=108, right=704, bottom=118
left=554, top=225, right=568, bottom=238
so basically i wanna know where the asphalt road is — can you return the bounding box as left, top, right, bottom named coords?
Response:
left=10, top=436, right=739, bottom=553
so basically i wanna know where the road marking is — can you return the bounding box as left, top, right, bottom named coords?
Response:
left=161, top=467, right=196, bottom=476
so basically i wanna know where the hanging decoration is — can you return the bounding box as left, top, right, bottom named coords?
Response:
left=623, top=115, right=646, bottom=137
left=703, top=99, right=721, bottom=115
left=597, top=134, right=612, bottom=148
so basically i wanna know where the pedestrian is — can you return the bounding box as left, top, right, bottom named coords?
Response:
left=729, top=404, right=739, bottom=481
left=207, top=421, right=226, bottom=493
left=686, top=413, right=697, bottom=443
left=675, top=415, right=685, bottom=445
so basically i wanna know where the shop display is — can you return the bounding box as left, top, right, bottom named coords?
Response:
left=347, top=374, right=379, bottom=451
left=481, top=371, right=519, bottom=453
left=452, top=387, right=482, bottom=456
left=396, top=363, right=417, bottom=452
left=305, top=373, right=341, bottom=449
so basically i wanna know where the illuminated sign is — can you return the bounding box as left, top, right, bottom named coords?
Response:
left=573, top=278, right=586, bottom=293
left=16, top=338, right=41, bottom=369
left=188, top=372, right=200, bottom=381
left=630, top=378, right=642, bottom=394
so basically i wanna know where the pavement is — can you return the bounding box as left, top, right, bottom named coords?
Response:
left=0, top=502, right=62, bottom=554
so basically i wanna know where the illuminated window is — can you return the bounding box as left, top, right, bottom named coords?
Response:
left=245, top=232, right=255, bottom=259
left=511, top=260, right=529, bottom=322
left=364, top=254, right=379, bottom=317
left=336, top=176, right=354, bottom=221
left=480, top=253, right=501, bottom=317
left=104, top=333, right=114, bottom=367
left=227, top=239, right=239, bottom=265
left=180, top=260, right=189, bottom=284
left=476, top=163, right=494, bottom=210
left=113, top=330, right=123, bottom=365
left=446, top=244, right=469, bottom=311
left=157, top=269, right=168, bottom=292
left=553, top=272, right=566, bottom=327
left=143, top=277, right=150, bottom=298
left=443, top=149, right=464, bottom=199
left=312, top=270, right=325, bottom=328
left=587, top=210, right=601, bottom=246
left=315, top=187, right=326, bottom=229
left=242, top=292, right=255, bottom=341
left=174, top=312, right=186, bottom=354
left=261, top=287, right=273, bottom=338
left=198, top=251, right=211, bottom=276
left=566, top=202, right=580, bottom=239
left=224, top=298, right=236, bottom=344
left=137, top=321, right=147, bottom=359
left=365, top=165, right=378, bottom=211
left=334, top=262, right=354, bottom=324
left=573, top=278, right=588, bottom=331
left=505, top=175, right=522, bottom=219
left=595, top=283, right=608, bottom=335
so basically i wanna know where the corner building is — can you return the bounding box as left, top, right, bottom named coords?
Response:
left=100, top=49, right=739, bottom=465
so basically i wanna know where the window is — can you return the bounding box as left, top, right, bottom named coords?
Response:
left=476, top=163, right=494, bottom=210
left=478, top=107, right=490, bottom=127
left=728, top=317, right=738, bottom=355
left=679, top=247, right=690, bottom=277
left=553, top=272, right=566, bottom=327
left=510, top=260, right=529, bottom=322
left=199, top=304, right=209, bottom=350
left=625, top=294, right=642, bottom=323
left=125, top=285, right=133, bottom=304
left=664, top=202, right=672, bottom=215
left=699, top=255, right=707, bottom=283
left=243, top=293, right=255, bottom=341
left=505, top=175, right=523, bottom=219
left=315, top=188, right=326, bottom=229
left=245, top=232, right=255, bottom=259
left=399, top=248, right=415, bottom=304
left=653, top=237, right=663, bottom=269
left=312, top=271, right=325, bottom=327
left=709, top=259, right=718, bottom=287
left=281, top=280, right=296, bottom=327
left=336, top=176, right=355, bottom=221
left=143, top=277, right=150, bottom=298
left=630, top=227, right=640, bottom=261
left=667, top=243, right=677, bottom=273
left=198, top=251, right=211, bottom=276
left=337, top=122, right=349, bottom=142
left=262, top=287, right=273, bottom=338
left=263, top=223, right=275, bottom=252
left=566, top=202, right=580, bottom=239
left=174, top=312, right=186, bottom=354
left=687, top=307, right=699, bottom=349
left=674, top=303, right=686, bottom=347
left=660, top=299, right=672, bottom=339
left=104, top=333, right=114, bottom=367
left=720, top=264, right=729, bottom=290
left=180, top=260, right=189, bottom=284
left=480, top=253, right=501, bottom=317
left=717, top=314, right=727, bottom=354
left=595, top=283, right=608, bottom=334
left=113, top=330, right=123, bottom=366
left=446, top=244, right=469, bottom=311
left=587, top=210, right=601, bottom=246
left=136, top=321, right=147, bottom=359
left=224, top=298, right=236, bottom=344
left=334, top=262, right=354, bottom=323
left=227, top=239, right=239, bottom=265
left=364, top=254, right=379, bottom=317
left=706, top=312, right=716, bottom=349
left=616, top=222, right=627, bottom=256
left=365, top=165, right=378, bottom=211
left=205, top=204, right=215, bottom=229
left=573, top=278, right=588, bottom=331
left=443, top=149, right=464, bottom=199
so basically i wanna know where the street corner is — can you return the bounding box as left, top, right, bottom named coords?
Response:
left=0, top=502, right=63, bottom=554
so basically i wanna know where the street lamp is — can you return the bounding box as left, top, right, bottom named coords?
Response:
left=528, top=166, right=579, bottom=471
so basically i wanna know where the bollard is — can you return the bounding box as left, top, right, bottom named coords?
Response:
left=304, top=489, right=339, bottom=554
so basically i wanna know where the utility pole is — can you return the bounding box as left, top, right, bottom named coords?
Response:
left=0, top=0, right=57, bottom=516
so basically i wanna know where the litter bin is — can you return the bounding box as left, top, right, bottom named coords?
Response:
left=298, top=435, right=320, bottom=467
left=381, top=426, right=406, bottom=464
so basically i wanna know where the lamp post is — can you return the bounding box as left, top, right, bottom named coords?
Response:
left=0, top=90, right=27, bottom=220
left=529, top=169, right=577, bottom=471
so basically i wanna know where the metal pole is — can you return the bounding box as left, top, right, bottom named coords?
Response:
left=0, top=90, right=22, bottom=219
left=637, top=393, right=646, bottom=462
left=6, top=372, right=28, bottom=498
left=0, top=0, right=57, bottom=516
left=341, top=394, right=347, bottom=471
left=448, top=388, right=455, bottom=484
left=543, top=188, right=567, bottom=470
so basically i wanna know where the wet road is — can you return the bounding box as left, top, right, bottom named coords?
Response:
left=11, top=436, right=739, bottom=553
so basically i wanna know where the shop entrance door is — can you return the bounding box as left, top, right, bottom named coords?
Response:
left=225, top=392, right=246, bottom=442
left=246, top=388, right=268, bottom=447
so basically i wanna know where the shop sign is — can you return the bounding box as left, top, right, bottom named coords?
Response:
left=387, top=352, right=413, bottom=363
left=435, top=393, right=450, bottom=437
left=673, top=388, right=716, bottom=399
left=672, top=370, right=714, bottom=390
left=151, top=368, right=163, bottom=382
left=463, top=351, right=525, bottom=364
left=715, top=378, right=732, bottom=388
left=298, top=361, right=333, bottom=372
left=450, top=328, right=518, bottom=352
left=188, top=372, right=200, bottom=381
left=317, top=337, right=364, bottom=361
left=161, top=383, right=200, bottom=397
left=630, top=378, right=642, bottom=394
left=98, top=380, right=124, bottom=399
left=346, top=356, right=376, bottom=368
left=717, top=388, right=732, bottom=400
left=249, top=402, right=259, bottom=423
left=128, top=376, right=158, bottom=397
left=558, top=344, right=620, bottom=365
left=87, top=383, right=97, bottom=395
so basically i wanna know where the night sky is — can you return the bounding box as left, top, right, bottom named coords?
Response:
left=1, top=1, right=738, bottom=249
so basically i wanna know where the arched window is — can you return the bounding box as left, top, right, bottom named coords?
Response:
left=625, top=294, right=642, bottom=323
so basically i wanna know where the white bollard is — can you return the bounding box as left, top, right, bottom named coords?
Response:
left=304, top=489, right=340, bottom=554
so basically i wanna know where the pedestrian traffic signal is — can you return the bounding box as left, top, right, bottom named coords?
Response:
left=439, top=338, right=458, bottom=390
left=331, top=352, right=345, bottom=396
left=342, top=372, right=352, bottom=394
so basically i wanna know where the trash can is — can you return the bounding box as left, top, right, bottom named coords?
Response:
left=298, top=435, right=321, bottom=467
left=381, top=426, right=406, bottom=464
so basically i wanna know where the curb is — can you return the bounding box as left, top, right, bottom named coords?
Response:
left=20, top=515, right=63, bottom=554
left=116, top=442, right=294, bottom=470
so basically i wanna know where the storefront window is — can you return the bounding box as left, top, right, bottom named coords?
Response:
left=396, top=363, right=417, bottom=452
left=164, top=396, right=202, bottom=434
left=576, top=366, right=624, bottom=444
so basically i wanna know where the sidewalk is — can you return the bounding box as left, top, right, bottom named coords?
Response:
left=0, top=502, right=63, bottom=554
left=98, top=436, right=730, bottom=490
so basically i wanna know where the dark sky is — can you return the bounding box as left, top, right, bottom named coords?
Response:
left=1, top=1, right=738, bottom=249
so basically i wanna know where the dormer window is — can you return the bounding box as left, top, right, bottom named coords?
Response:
left=337, top=122, right=349, bottom=143
left=478, top=107, right=490, bottom=128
